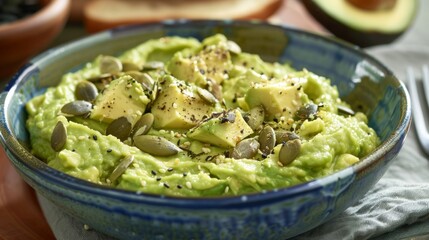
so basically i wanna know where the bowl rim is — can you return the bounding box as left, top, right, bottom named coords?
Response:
left=0, top=0, right=70, bottom=36
left=0, top=19, right=411, bottom=208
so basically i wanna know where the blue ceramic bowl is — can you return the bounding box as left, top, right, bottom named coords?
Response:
left=0, top=20, right=411, bottom=239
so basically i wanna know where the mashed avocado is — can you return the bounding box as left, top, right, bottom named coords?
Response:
left=26, top=34, right=380, bottom=197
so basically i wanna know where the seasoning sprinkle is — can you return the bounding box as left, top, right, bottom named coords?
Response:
left=141, top=180, right=147, bottom=186
left=202, top=147, right=211, bottom=154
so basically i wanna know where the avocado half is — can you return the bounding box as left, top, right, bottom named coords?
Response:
left=302, top=0, right=417, bottom=47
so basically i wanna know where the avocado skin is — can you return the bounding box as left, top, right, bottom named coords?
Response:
left=302, top=0, right=416, bottom=47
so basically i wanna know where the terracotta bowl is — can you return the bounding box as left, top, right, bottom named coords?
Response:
left=0, top=0, right=70, bottom=79
left=0, top=20, right=411, bottom=239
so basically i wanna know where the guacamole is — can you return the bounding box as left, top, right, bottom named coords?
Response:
left=26, top=34, right=380, bottom=197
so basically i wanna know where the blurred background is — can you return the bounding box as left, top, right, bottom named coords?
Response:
left=0, top=0, right=426, bottom=84
left=52, top=0, right=424, bottom=46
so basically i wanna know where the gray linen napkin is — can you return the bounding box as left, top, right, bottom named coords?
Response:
left=37, top=46, right=429, bottom=240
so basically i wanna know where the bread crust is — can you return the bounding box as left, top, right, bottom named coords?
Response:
left=84, top=0, right=283, bottom=32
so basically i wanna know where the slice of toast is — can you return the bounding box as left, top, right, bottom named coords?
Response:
left=84, top=0, right=283, bottom=33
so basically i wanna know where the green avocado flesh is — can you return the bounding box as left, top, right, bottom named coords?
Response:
left=303, top=0, right=417, bottom=47
left=26, top=34, right=380, bottom=197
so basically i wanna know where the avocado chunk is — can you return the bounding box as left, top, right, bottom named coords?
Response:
left=90, top=75, right=150, bottom=124
left=151, top=75, right=217, bottom=129
left=223, top=69, right=269, bottom=108
left=119, top=36, right=200, bottom=69
left=245, top=80, right=303, bottom=121
left=302, top=0, right=417, bottom=47
left=188, top=110, right=253, bottom=148
left=166, top=34, right=232, bottom=87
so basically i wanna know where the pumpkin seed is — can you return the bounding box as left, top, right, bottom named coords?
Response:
left=100, top=55, right=122, bottom=74
left=122, top=61, right=141, bottom=72
left=87, top=74, right=117, bottom=91
left=275, top=130, right=300, bottom=145
left=132, top=113, right=154, bottom=137
left=51, top=121, right=67, bottom=152
left=208, top=80, right=223, bottom=101
left=230, top=138, right=260, bottom=159
left=226, top=40, right=241, bottom=54
left=259, top=126, right=276, bottom=156
left=126, top=71, right=154, bottom=91
left=61, top=100, right=92, bottom=117
left=245, top=106, right=265, bottom=131
left=295, top=103, right=318, bottom=120
left=143, top=61, right=164, bottom=71
left=133, top=135, right=181, bottom=156
left=75, top=80, right=98, bottom=102
left=87, top=73, right=115, bottom=83
left=126, top=71, right=144, bottom=81
left=108, top=155, right=134, bottom=183
left=106, top=116, right=132, bottom=141
left=133, top=126, right=148, bottom=138
left=197, top=87, right=218, bottom=105
left=94, top=80, right=111, bottom=92
left=279, top=139, right=301, bottom=166
left=337, top=105, right=355, bottom=116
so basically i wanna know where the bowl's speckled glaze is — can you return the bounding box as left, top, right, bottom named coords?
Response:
left=0, top=20, right=411, bottom=239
